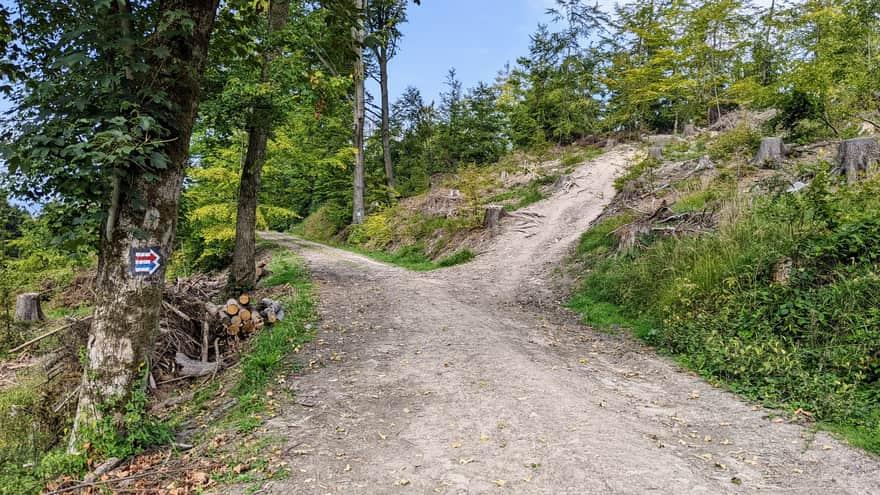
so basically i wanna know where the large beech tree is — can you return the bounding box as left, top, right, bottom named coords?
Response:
left=1, top=0, right=220, bottom=444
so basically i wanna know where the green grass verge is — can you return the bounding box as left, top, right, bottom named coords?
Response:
left=230, top=251, right=317, bottom=433
left=346, top=245, right=476, bottom=272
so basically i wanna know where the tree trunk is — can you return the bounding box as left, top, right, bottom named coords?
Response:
left=71, top=0, right=219, bottom=450
left=229, top=0, right=289, bottom=292
left=483, top=205, right=506, bottom=230
left=14, top=293, right=44, bottom=322
left=352, top=0, right=366, bottom=225
left=753, top=137, right=786, bottom=166
left=379, top=48, right=394, bottom=203
left=683, top=123, right=696, bottom=137
left=837, top=137, right=880, bottom=184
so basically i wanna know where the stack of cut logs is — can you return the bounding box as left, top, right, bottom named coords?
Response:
left=209, top=294, right=285, bottom=337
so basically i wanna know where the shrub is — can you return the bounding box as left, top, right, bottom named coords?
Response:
left=300, top=203, right=349, bottom=243
left=708, top=124, right=761, bottom=161
left=348, top=207, right=396, bottom=250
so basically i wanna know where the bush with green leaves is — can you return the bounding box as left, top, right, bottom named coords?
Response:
left=707, top=125, right=762, bottom=161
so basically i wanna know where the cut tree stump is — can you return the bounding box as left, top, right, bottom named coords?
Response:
left=683, top=123, right=696, bottom=137
left=14, top=293, right=44, bottom=322
left=483, top=205, right=506, bottom=230
left=837, top=136, right=880, bottom=184
left=753, top=137, right=786, bottom=166
left=647, top=146, right=663, bottom=161
left=239, top=308, right=251, bottom=321
left=225, top=299, right=240, bottom=315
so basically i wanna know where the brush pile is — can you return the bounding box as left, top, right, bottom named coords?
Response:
left=155, top=273, right=285, bottom=380
left=613, top=202, right=717, bottom=251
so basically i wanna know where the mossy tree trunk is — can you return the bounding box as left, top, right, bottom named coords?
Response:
left=71, top=0, right=219, bottom=450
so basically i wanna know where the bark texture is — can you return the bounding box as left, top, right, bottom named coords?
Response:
left=379, top=49, right=395, bottom=202
left=352, top=0, right=366, bottom=224
left=753, top=137, right=786, bottom=166
left=837, top=137, right=880, bottom=184
left=72, top=0, right=219, bottom=448
left=230, top=0, right=289, bottom=291
left=484, top=205, right=506, bottom=230
left=13, top=293, right=44, bottom=322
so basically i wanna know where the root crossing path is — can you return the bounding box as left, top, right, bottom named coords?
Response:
left=255, top=148, right=879, bottom=494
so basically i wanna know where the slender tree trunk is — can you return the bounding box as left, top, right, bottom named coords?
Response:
left=229, top=109, right=270, bottom=292
left=379, top=47, right=394, bottom=203
left=71, top=0, right=219, bottom=449
left=762, top=0, right=775, bottom=86
left=352, top=0, right=366, bottom=224
left=229, top=0, right=289, bottom=291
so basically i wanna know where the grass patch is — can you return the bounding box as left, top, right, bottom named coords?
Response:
left=614, top=157, right=660, bottom=191
left=346, top=245, right=475, bottom=271
left=43, top=304, right=93, bottom=320
left=488, top=176, right=554, bottom=212
left=669, top=189, right=721, bottom=213
left=575, top=214, right=633, bottom=260
left=436, top=248, right=475, bottom=267
left=238, top=252, right=316, bottom=400
left=560, top=147, right=603, bottom=168
left=708, top=124, right=761, bottom=161
left=568, top=293, right=658, bottom=339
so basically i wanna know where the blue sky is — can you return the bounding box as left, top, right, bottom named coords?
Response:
left=369, top=0, right=558, bottom=106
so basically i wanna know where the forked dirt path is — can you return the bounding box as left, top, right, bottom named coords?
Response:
left=254, top=148, right=880, bottom=494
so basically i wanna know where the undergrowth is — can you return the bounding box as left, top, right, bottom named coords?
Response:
left=571, top=170, right=880, bottom=454
left=0, top=250, right=317, bottom=493
left=231, top=251, right=317, bottom=433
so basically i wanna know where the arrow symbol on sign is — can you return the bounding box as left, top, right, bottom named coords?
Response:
left=133, top=248, right=162, bottom=275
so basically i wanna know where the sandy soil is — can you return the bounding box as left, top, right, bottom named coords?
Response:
left=251, top=147, right=880, bottom=494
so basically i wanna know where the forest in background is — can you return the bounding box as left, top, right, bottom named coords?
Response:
left=3, top=0, right=879, bottom=280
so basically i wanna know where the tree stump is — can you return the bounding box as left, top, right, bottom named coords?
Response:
left=605, top=137, right=617, bottom=149
left=753, top=137, right=786, bottom=166
left=647, top=146, right=663, bottom=161
left=683, top=123, right=696, bottom=137
left=837, top=137, right=880, bottom=184
left=483, top=205, right=506, bottom=230
left=14, top=293, right=44, bottom=322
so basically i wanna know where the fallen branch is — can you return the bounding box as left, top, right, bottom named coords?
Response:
left=43, top=467, right=190, bottom=495
left=83, top=457, right=122, bottom=483
left=6, top=316, right=93, bottom=354
left=174, top=352, right=220, bottom=377
left=162, top=301, right=191, bottom=321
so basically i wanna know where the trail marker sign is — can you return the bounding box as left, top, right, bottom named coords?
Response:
left=130, top=247, right=162, bottom=276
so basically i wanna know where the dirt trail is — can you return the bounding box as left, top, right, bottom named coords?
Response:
left=253, top=148, right=880, bottom=494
